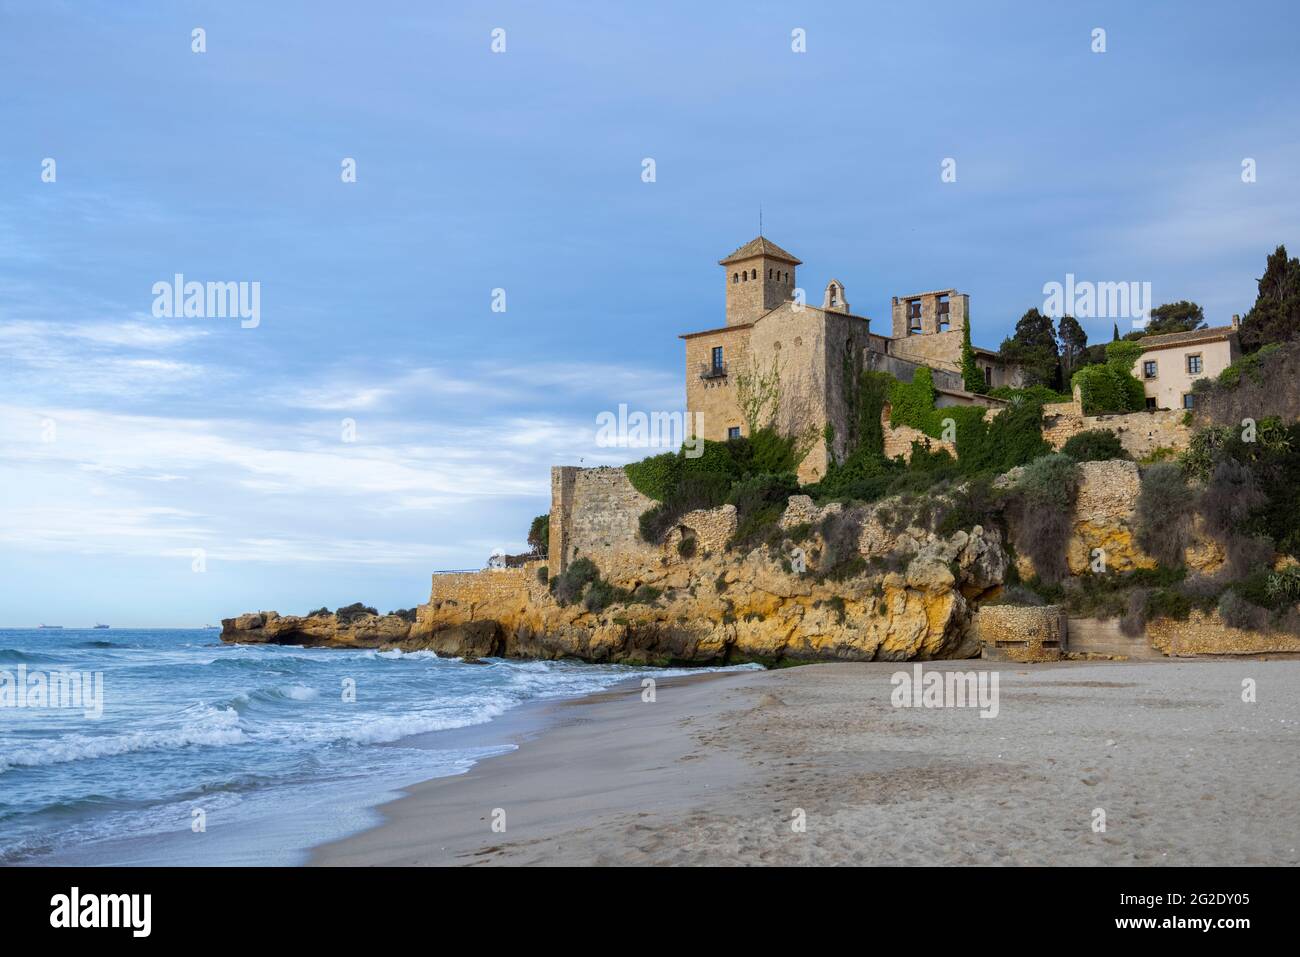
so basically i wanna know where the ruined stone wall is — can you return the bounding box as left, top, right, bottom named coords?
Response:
left=664, top=505, right=738, bottom=557
left=975, top=604, right=1067, bottom=661
left=428, top=568, right=532, bottom=619
left=881, top=404, right=955, bottom=461
left=1041, top=397, right=1190, bottom=458
left=1041, top=398, right=1083, bottom=448
left=1147, top=612, right=1300, bottom=656
left=549, top=466, right=656, bottom=576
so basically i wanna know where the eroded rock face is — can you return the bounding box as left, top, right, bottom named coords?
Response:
left=222, top=499, right=1011, bottom=664
left=1010, top=459, right=1224, bottom=580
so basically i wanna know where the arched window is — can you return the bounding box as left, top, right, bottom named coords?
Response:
left=742, top=272, right=747, bottom=282
left=732, top=273, right=738, bottom=283
left=751, top=269, right=757, bottom=279
left=768, top=268, right=772, bottom=278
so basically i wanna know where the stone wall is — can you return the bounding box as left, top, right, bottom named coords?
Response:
left=1066, top=617, right=1165, bottom=659
left=975, top=604, right=1066, bottom=662
left=888, top=329, right=965, bottom=373
left=663, top=505, right=737, bottom=557
left=549, top=466, right=657, bottom=576
left=1041, top=396, right=1190, bottom=459
left=428, top=568, right=533, bottom=619
left=1147, top=611, right=1300, bottom=656
left=864, top=349, right=964, bottom=392
left=1041, top=397, right=1083, bottom=448
left=881, top=404, right=956, bottom=461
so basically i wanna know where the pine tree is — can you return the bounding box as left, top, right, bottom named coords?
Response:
left=1057, top=315, right=1088, bottom=379
left=1239, top=245, right=1300, bottom=353
left=1146, top=300, right=1205, bottom=335
left=999, top=308, right=1061, bottom=389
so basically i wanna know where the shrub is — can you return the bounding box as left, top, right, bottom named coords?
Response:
left=1119, top=588, right=1152, bottom=636
left=934, top=475, right=1003, bottom=536
left=1217, top=590, right=1272, bottom=631
left=387, top=608, right=418, bottom=623
left=678, top=439, right=741, bottom=483
left=1072, top=363, right=1144, bottom=414
left=583, top=578, right=621, bottom=614
left=1265, top=565, right=1300, bottom=603
left=536, top=565, right=548, bottom=584
left=334, top=602, right=379, bottom=623
left=551, top=557, right=600, bottom=606
left=1007, top=454, right=1080, bottom=583
left=977, top=400, right=1051, bottom=473
left=638, top=472, right=732, bottom=544
left=818, top=509, right=863, bottom=578
left=306, top=607, right=330, bottom=618
left=1133, top=463, right=1194, bottom=568
left=727, top=473, right=799, bottom=552
left=1060, top=429, right=1129, bottom=463
left=748, top=426, right=806, bottom=475
left=1200, top=459, right=1272, bottom=578
left=888, top=367, right=939, bottom=434
left=625, top=452, right=680, bottom=501
left=988, top=385, right=1073, bottom=405
left=989, top=585, right=1048, bottom=606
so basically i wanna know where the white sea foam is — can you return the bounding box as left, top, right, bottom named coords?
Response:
left=0, top=706, right=246, bottom=773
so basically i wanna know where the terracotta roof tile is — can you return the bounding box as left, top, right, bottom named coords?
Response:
left=719, top=237, right=802, bottom=266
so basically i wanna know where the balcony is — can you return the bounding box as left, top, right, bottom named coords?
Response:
left=699, top=362, right=727, bottom=380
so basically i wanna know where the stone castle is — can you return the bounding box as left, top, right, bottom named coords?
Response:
left=682, top=236, right=1024, bottom=482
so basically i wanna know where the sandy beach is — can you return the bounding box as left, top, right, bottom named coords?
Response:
left=311, top=659, right=1300, bottom=866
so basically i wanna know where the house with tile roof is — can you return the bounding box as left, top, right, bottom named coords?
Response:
left=1132, top=320, right=1241, bottom=411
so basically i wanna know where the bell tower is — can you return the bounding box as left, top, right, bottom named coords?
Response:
left=719, top=237, right=801, bottom=326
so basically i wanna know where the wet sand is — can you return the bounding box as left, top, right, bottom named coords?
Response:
left=312, top=660, right=1300, bottom=866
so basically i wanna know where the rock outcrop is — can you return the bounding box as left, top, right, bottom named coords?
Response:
left=222, top=495, right=1011, bottom=664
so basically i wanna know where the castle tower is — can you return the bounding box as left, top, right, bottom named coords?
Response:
left=720, top=237, right=801, bottom=326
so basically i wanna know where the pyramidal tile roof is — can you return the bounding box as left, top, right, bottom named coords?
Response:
left=719, top=236, right=802, bottom=266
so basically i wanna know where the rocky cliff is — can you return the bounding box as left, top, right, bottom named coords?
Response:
left=222, top=494, right=1010, bottom=665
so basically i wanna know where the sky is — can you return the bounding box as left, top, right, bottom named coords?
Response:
left=1, top=1, right=1298, bottom=626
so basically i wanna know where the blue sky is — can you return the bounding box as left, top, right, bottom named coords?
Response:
left=2, top=1, right=1298, bottom=626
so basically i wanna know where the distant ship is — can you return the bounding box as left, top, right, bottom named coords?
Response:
left=202, top=624, right=218, bottom=630
left=36, top=624, right=63, bottom=630
left=93, top=623, right=110, bottom=629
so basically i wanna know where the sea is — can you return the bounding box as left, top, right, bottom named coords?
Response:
left=0, top=628, right=753, bottom=865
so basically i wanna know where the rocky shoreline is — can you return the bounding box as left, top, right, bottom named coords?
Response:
left=222, top=490, right=1011, bottom=664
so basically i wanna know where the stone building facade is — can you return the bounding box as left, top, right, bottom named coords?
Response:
left=682, top=237, right=1020, bottom=483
